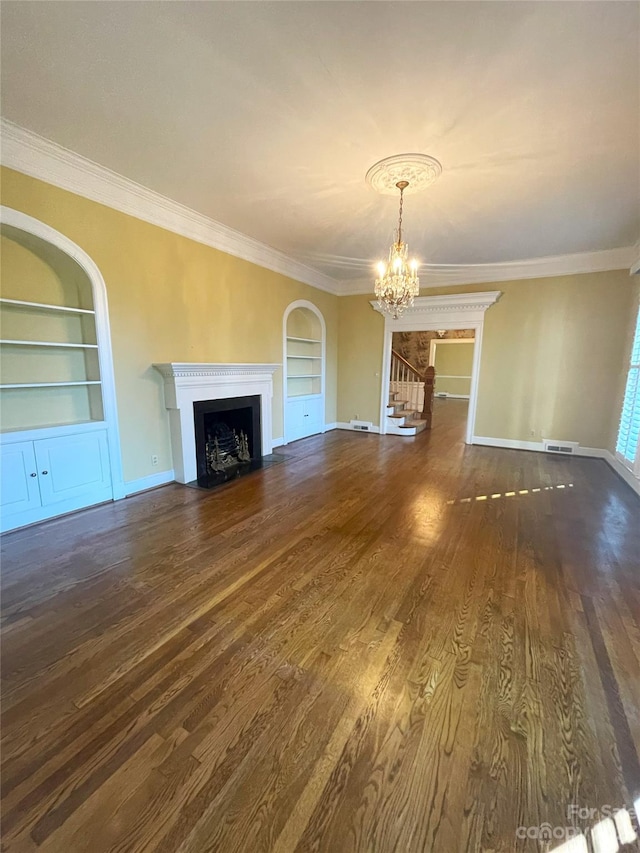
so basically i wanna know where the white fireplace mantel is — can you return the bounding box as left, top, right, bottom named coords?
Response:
left=153, top=362, right=280, bottom=484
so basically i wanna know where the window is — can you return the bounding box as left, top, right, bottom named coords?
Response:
left=616, top=302, right=640, bottom=474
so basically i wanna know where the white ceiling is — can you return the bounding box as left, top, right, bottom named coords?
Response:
left=1, top=1, right=638, bottom=283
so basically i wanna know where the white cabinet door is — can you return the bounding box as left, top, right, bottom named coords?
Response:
left=304, top=397, right=324, bottom=436
left=34, top=431, right=111, bottom=506
left=0, top=441, right=41, bottom=517
left=286, top=399, right=306, bottom=442
left=286, top=397, right=324, bottom=442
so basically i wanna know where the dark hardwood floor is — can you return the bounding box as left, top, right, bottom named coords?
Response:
left=2, top=400, right=640, bottom=852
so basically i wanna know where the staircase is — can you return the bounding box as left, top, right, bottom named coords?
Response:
left=386, top=350, right=435, bottom=436
left=386, top=391, right=428, bottom=435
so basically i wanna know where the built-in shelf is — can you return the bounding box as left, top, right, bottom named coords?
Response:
left=286, top=336, right=322, bottom=344
left=0, top=381, right=102, bottom=389
left=0, top=298, right=95, bottom=315
left=286, top=355, right=322, bottom=360
left=288, top=374, right=322, bottom=379
left=0, top=340, right=99, bottom=349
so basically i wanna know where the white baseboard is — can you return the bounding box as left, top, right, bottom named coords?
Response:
left=335, top=422, right=381, bottom=434
left=272, top=437, right=285, bottom=448
left=600, top=450, right=640, bottom=497
left=472, top=436, right=544, bottom=452
left=471, top=436, right=640, bottom=497
left=324, top=422, right=338, bottom=431
left=435, top=393, right=470, bottom=400
left=124, top=469, right=175, bottom=496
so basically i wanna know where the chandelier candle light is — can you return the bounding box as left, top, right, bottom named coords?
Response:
left=374, top=180, right=420, bottom=319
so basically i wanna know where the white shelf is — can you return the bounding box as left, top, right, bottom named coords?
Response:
left=288, top=374, right=322, bottom=379
left=286, top=392, right=323, bottom=400
left=286, top=336, right=322, bottom=344
left=1, top=419, right=106, bottom=438
left=0, top=298, right=95, bottom=315
left=286, top=355, right=322, bottom=360
left=0, top=381, right=102, bottom=389
left=0, top=340, right=99, bottom=349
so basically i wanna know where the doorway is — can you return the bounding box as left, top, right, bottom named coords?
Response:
left=374, top=291, right=501, bottom=444
left=391, top=330, right=475, bottom=438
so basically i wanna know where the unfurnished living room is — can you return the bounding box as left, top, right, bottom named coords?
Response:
left=1, top=2, right=639, bottom=851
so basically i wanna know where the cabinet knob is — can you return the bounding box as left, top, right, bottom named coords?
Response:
left=30, top=472, right=37, bottom=478
left=41, top=470, right=49, bottom=475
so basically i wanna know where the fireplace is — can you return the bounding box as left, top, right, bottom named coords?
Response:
left=153, top=363, right=279, bottom=485
left=194, top=395, right=261, bottom=487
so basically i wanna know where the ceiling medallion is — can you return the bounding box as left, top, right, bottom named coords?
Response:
left=365, top=153, right=442, bottom=196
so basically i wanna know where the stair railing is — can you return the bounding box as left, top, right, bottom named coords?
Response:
left=390, top=350, right=425, bottom=420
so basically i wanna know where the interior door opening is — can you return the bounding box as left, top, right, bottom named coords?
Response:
left=387, top=329, right=475, bottom=440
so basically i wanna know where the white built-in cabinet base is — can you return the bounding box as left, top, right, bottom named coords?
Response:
left=285, top=395, right=324, bottom=443
left=0, top=424, right=112, bottom=532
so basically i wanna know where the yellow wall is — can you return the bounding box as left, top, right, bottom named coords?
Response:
left=338, top=273, right=638, bottom=449
left=433, top=341, right=474, bottom=397
left=0, top=167, right=339, bottom=482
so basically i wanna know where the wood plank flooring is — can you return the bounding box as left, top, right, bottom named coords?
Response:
left=2, top=399, right=640, bottom=852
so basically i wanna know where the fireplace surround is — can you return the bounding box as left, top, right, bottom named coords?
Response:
left=193, top=394, right=261, bottom=487
left=153, top=363, right=280, bottom=484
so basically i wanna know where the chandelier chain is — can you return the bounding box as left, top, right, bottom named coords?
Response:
left=398, top=187, right=404, bottom=245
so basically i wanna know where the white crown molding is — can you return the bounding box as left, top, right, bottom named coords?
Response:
left=2, top=119, right=637, bottom=295
left=343, top=246, right=639, bottom=294
left=0, top=119, right=341, bottom=295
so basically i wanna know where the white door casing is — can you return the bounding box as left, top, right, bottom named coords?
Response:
left=372, top=292, right=501, bottom=443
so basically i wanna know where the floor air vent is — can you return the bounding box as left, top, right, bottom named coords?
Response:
left=543, top=439, right=578, bottom=455
left=350, top=420, right=373, bottom=432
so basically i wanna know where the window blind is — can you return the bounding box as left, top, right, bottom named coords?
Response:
left=616, top=303, right=640, bottom=472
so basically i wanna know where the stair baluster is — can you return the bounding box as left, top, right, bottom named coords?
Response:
left=388, top=350, right=435, bottom=435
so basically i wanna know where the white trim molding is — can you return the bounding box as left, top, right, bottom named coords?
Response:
left=124, top=469, right=175, bottom=496
left=373, top=291, right=501, bottom=443
left=153, top=362, right=280, bottom=484
left=342, top=247, right=638, bottom=293
left=0, top=119, right=340, bottom=295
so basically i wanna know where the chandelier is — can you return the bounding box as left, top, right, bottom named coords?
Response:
left=374, top=180, right=419, bottom=319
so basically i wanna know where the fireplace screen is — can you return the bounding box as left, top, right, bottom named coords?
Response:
left=193, top=395, right=261, bottom=488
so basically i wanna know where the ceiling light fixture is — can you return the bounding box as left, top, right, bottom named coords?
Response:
left=366, top=153, right=441, bottom=320
left=374, top=180, right=419, bottom=319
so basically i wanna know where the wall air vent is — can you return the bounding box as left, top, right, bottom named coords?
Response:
left=350, top=420, right=373, bottom=432
left=543, top=439, right=579, bottom=455
left=436, top=392, right=448, bottom=398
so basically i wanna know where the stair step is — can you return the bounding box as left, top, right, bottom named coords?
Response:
left=399, top=419, right=427, bottom=434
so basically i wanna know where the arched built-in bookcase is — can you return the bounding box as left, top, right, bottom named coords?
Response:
left=282, top=300, right=326, bottom=444
left=0, top=206, right=124, bottom=531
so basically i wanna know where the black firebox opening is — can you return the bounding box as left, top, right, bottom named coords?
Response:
left=193, top=395, right=262, bottom=488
